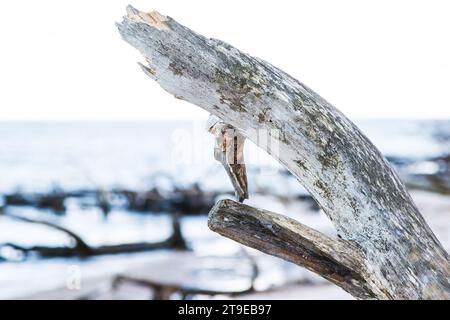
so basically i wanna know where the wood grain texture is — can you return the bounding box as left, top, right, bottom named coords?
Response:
left=117, top=6, right=450, bottom=299
left=209, top=199, right=379, bottom=299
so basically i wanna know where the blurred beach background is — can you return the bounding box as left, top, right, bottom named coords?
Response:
left=0, top=120, right=449, bottom=299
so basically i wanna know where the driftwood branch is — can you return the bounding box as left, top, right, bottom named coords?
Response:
left=209, top=199, right=375, bottom=299
left=117, top=6, right=450, bottom=299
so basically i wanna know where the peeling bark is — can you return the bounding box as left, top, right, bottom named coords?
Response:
left=117, top=6, right=450, bottom=299
left=207, top=115, right=248, bottom=202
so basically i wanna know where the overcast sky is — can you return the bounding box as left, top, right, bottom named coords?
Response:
left=0, top=0, right=449, bottom=121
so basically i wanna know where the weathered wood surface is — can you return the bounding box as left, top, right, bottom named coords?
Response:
left=209, top=199, right=375, bottom=299
left=207, top=115, right=248, bottom=202
left=117, top=6, right=450, bottom=299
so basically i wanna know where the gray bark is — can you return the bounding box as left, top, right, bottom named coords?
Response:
left=117, top=6, right=450, bottom=299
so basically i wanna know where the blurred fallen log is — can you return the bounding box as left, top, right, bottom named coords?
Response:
left=404, top=174, right=450, bottom=195
left=3, top=182, right=221, bottom=216
left=387, top=154, right=450, bottom=195
left=0, top=211, right=187, bottom=260
left=5, top=191, right=66, bottom=214
left=117, top=6, right=450, bottom=299
left=112, top=275, right=254, bottom=300
left=111, top=250, right=259, bottom=300
left=24, top=251, right=310, bottom=300
left=120, top=184, right=219, bottom=214
left=5, top=213, right=93, bottom=256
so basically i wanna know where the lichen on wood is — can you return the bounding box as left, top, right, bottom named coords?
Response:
left=117, top=5, right=450, bottom=299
